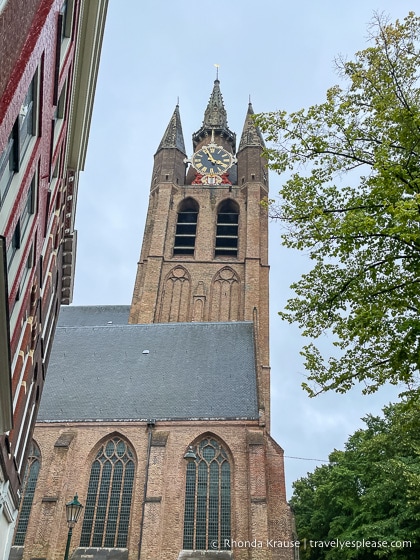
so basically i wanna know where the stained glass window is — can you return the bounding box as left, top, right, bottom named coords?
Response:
left=183, top=438, right=231, bottom=550
left=79, top=437, right=135, bottom=548
left=13, top=441, right=41, bottom=545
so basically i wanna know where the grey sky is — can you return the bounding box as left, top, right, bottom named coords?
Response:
left=72, top=0, right=413, bottom=497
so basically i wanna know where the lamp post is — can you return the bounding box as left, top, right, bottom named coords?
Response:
left=64, top=494, right=84, bottom=560
left=183, top=446, right=197, bottom=463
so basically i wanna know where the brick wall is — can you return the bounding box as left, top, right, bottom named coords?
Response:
left=0, top=0, right=81, bottom=506
left=22, top=421, right=293, bottom=560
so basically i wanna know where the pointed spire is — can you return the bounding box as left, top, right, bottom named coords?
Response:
left=202, top=79, right=228, bottom=129
left=157, top=104, right=186, bottom=154
left=238, top=102, right=265, bottom=152
left=193, top=79, right=235, bottom=150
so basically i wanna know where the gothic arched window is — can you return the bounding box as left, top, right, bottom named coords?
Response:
left=183, top=437, right=231, bottom=551
left=174, top=198, right=199, bottom=256
left=215, top=199, right=239, bottom=257
left=79, top=436, right=135, bottom=548
left=13, top=441, right=41, bottom=545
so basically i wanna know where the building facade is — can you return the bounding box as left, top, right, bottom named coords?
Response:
left=14, top=81, right=296, bottom=560
left=0, top=0, right=108, bottom=557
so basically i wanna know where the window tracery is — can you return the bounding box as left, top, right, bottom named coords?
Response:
left=183, top=437, right=231, bottom=550
left=79, top=436, right=135, bottom=548
left=13, top=441, right=41, bottom=545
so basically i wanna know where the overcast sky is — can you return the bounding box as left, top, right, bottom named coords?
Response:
left=72, top=0, right=415, bottom=497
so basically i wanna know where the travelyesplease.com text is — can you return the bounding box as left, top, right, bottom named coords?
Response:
left=222, top=538, right=412, bottom=550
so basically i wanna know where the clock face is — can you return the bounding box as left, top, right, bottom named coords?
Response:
left=192, top=145, right=233, bottom=175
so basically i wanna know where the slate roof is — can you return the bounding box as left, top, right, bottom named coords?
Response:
left=192, top=79, right=236, bottom=150
left=57, top=305, right=130, bottom=327
left=238, top=103, right=266, bottom=152
left=156, top=104, right=186, bottom=154
left=38, top=308, right=259, bottom=422
left=202, top=79, right=228, bottom=129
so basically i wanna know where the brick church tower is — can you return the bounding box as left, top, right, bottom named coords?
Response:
left=129, top=79, right=272, bottom=425
left=13, top=81, right=296, bottom=560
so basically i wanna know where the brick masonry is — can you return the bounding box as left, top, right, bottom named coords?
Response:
left=18, top=103, right=295, bottom=560
left=129, top=135, right=271, bottom=427
left=0, top=0, right=84, bottom=515
left=26, top=421, right=294, bottom=560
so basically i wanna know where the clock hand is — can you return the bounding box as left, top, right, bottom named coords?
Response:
left=203, top=148, right=217, bottom=164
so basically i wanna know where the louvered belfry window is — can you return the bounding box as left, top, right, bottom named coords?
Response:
left=183, top=437, right=231, bottom=550
left=215, top=200, right=239, bottom=257
left=80, top=437, right=135, bottom=548
left=13, top=441, right=41, bottom=545
left=174, top=198, right=199, bottom=255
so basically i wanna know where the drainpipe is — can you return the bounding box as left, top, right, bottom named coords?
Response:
left=138, top=420, right=155, bottom=560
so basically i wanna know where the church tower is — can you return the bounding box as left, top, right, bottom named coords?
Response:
left=129, top=79, right=271, bottom=425
left=16, top=80, right=295, bottom=560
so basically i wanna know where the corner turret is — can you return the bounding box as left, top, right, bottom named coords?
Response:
left=152, top=104, right=186, bottom=188
left=237, top=102, right=268, bottom=189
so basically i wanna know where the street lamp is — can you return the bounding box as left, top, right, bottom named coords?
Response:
left=64, top=494, right=84, bottom=560
left=183, top=445, right=197, bottom=463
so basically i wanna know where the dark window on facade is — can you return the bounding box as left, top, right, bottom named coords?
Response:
left=14, top=283, right=21, bottom=306
left=60, top=1, right=68, bottom=43
left=183, top=437, right=231, bottom=551
left=0, top=72, right=37, bottom=207
left=7, top=171, right=36, bottom=273
left=53, top=81, right=68, bottom=148
left=54, top=85, right=66, bottom=122
left=19, top=79, right=35, bottom=160
left=56, top=0, right=74, bottom=83
left=21, top=177, right=36, bottom=237
left=52, top=150, right=62, bottom=196
left=19, top=244, right=34, bottom=296
left=215, top=200, right=239, bottom=257
left=7, top=220, right=21, bottom=271
left=80, top=437, right=135, bottom=548
left=60, top=1, right=73, bottom=42
left=0, top=124, right=19, bottom=204
left=13, top=441, right=41, bottom=545
left=174, top=198, right=199, bottom=256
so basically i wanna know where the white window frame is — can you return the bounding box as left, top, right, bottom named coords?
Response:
left=0, top=67, right=40, bottom=230
left=59, top=0, right=75, bottom=65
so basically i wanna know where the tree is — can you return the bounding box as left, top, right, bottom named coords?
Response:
left=255, top=12, right=420, bottom=398
left=290, top=401, right=420, bottom=559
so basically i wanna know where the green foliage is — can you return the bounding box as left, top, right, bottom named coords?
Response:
left=290, top=401, right=420, bottom=559
left=255, top=12, right=420, bottom=398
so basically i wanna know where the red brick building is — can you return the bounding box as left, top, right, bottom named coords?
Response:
left=16, top=81, right=296, bottom=560
left=0, top=0, right=108, bottom=556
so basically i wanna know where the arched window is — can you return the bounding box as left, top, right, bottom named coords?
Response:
left=13, top=441, right=41, bottom=545
left=183, top=437, right=231, bottom=551
left=80, top=436, right=135, bottom=548
left=174, top=198, right=199, bottom=255
left=215, top=200, right=239, bottom=257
